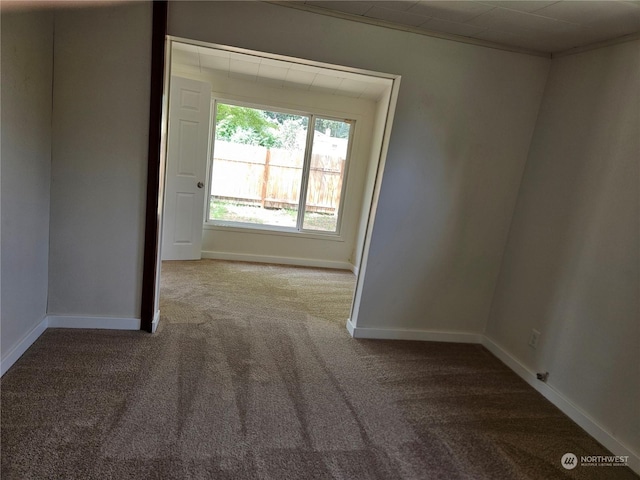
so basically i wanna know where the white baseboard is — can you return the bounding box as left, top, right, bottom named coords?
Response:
left=345, top=320, right=483, bottom=343
left=151, top=310, right=160, bottom=333
left=2, top=315, right=141, bottom=377
left=346, top=317, right=356, bottom=336
left=1, top=316, right=49, bottom=376
left=47, top=315, right=141, bottom=330
left=482, top=336, right=640, bottom=475
left=351, top=265, right=360, bottom=275
left=201, top=250, right=353, bottom=271
left=344, top=323, right=639, bottom=474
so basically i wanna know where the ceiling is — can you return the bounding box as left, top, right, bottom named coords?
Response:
left=289, top=0, right=640, bottom=55
left=172, top=42, right=392, bottom=101
left=174, top=2, right=640, bottom=96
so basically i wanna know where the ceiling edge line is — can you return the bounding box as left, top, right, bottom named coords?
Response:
left=265, top=1, right=551, bottom=59
left=552, top=31, right=640, bottom=59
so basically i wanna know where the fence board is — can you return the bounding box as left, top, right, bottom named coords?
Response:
left=210, top=141, right=345, bottom=213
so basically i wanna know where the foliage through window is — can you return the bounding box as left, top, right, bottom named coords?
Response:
left=208, top=102, right=353, bottom=234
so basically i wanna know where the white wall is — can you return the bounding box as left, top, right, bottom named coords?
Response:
left=171, top=63, right=378, bottom=269
left=352, top=88, right=392, bottom=272
left=47, top=4, right=152, bottom=319
left=486, top=40, right=640, bottom=459
left=169, top=1, right=550, bottom=334
left=1, top=11, right=53, bottom=358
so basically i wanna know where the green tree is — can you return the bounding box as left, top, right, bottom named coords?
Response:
left=314, top=118, right=350, bottom=139
left=215, top=104, right=280, bottom=147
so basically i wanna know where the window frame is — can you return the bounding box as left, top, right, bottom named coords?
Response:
left=205, top=98, right=356, bottom=238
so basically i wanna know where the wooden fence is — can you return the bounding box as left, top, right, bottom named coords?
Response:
left=210, top=141, right=345, bottom=214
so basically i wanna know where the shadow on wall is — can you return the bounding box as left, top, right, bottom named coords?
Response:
left=534, top=51, right=638, bottom=419
left=362, top=63, right=532, bottom=332
left=490, top=46, right=639, bottom=445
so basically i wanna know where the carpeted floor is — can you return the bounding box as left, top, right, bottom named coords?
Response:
left=1, top=259, right=636, bottom=479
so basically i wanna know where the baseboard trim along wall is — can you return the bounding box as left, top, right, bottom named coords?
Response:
left=47, top=315, right=141, bottom=330
left=345, top=318, right=483, bottom=343
left=201, top=250, right=355, bottom=272
left=345, top=320, right=639, bottom=474
left=346, top=317, right=356, bottom=337
left=1, top=315, right=142, bottom=377
left=0, top=316, right=49, bottom=376
left=482, top=336, right=640, bottom=475
left=151, top=310, right=161, bottom=333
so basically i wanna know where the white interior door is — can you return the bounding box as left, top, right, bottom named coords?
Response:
left=162, top=76, right=212, bottom=260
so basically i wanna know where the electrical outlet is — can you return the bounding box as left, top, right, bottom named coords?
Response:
left=528, top=329, right=541, bottom=349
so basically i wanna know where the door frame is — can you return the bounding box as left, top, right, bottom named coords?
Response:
left=141, top=28, right=401, bottom=334
left=140, top=1, right=168, bottom=332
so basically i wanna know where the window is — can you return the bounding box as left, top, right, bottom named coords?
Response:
left=207, top=101, right=353, bottom=234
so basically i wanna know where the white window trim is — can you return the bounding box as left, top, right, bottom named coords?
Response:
left=205, top=98, right=356, bottom=239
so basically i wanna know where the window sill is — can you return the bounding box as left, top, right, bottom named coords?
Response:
left=203, top=222, right=345, bottom=242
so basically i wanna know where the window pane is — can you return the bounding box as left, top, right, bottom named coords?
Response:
left=302, top=118, right=351, bottom=232
left=209, top=103, right=308, bottom=229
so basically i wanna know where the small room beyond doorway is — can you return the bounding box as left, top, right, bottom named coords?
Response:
left=157, top=38, right=398, bottom=333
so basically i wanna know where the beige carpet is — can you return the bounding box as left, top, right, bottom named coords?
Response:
left=1, top=259, right=636, bottom=479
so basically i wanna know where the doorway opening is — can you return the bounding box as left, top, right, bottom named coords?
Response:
left=147, top=37, right=400, bottom=335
